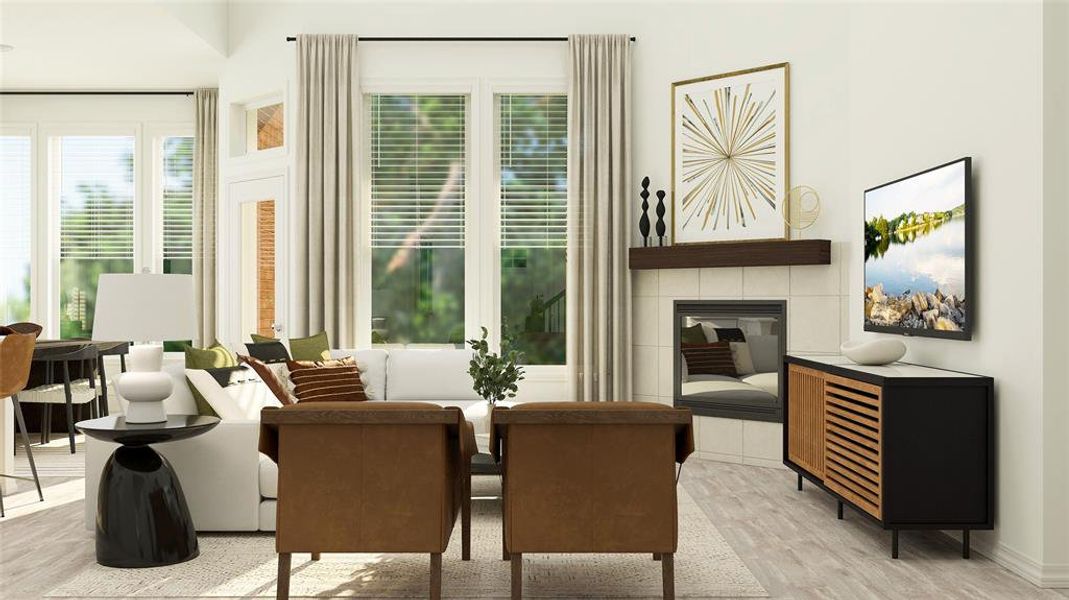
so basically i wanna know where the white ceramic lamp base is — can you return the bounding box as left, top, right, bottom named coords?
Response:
left=117, top=344, right=172, bottom=423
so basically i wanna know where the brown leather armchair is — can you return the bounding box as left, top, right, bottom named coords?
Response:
left=491, top=402, right=694, bottom=600
left=260, top=401, right=477, bottom=600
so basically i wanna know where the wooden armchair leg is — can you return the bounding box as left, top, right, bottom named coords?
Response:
left=430, top=552, right=442, bottom=600
left=310, top=552, right=320, bottom=561
left=511, top=553, right=523, bottom=600
left=276, top=553, right=291, bottom=600
left=661, top=552, right=674, bottom=600
left=653, top=553, right=661, bottom=560
left=462, top=473, right=471, bottom=560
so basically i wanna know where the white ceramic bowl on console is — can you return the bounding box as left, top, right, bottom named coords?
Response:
left=840, top=338, right=907, bottom=366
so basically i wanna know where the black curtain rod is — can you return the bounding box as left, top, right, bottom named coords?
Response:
left=285, top=36, right=635, bottom=42
left=0, top=91, right=193, bottom=96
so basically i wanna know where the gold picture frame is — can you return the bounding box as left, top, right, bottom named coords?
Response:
left=671, top=62, right=790, bottom=245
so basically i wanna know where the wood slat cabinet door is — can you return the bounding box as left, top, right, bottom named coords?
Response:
left=787, top=365, right=826, bottom=479
left=822, top=373, right=883, bottom=520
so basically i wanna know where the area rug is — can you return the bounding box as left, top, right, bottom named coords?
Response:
left=48, top=479, right=766, bottom=598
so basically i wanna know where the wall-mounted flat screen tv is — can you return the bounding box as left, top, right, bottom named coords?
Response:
left=864, top=157, right=972, bottom=340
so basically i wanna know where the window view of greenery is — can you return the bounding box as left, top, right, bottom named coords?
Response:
left=0, top=136, right=33, bottom=324
left=161, top=135, right=194, bottom=350
left=369, top=95, right=467, bottom=345
left=499, top=95, right=568, bottom=365
left=58, top=136, right=135, bottom=339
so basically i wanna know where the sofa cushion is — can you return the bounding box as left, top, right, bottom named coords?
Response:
left=186, top=366, right=283, bottom=420
left=244, top=341, right=290, bottom=364
left=258, top=453, right=278, bottom=499
left=184, top=343, right=238, bottom=417
left=240, top=355, right=295, bottom=405
left=287, top=357, right=367, bottom=403
left=386, top=349, right=481, bottom=402
left=161, top=361, right=199, bottom=415
left=330, top=349, right=387, bottom=401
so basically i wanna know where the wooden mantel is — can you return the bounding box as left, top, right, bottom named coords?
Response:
left=629, top=239, right=831, bottom=270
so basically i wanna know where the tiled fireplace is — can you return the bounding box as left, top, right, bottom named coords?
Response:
left=632, top=246, right=846, bottom=468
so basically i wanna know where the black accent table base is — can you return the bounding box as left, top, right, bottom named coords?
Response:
left=77, top=415, right=219, bottom=568
left=96, top=445, right=198, bottom=568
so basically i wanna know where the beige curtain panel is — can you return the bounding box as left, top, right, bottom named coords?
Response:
left=567, top=34, right=633, bottom=402
left=294, top=34, right=360, bottom=346
left=193, top=88, right=218, bottom=347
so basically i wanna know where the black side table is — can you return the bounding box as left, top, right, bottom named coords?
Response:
left=76, top=415, right=219, bottom=568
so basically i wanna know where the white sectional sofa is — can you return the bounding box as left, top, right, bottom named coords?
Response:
left=84, top=348, right=494, bottom=532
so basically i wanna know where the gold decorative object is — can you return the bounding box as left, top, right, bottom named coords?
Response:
left=782, top=185, right=821, bottom=230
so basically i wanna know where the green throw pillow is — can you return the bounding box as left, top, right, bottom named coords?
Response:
left=289, top=330, right=331, bottom=361
left=252, top=331, right=330, bottom=361
left=681, top=323, right=708, bottom=345
left=184, top=343, right=238, bottom=417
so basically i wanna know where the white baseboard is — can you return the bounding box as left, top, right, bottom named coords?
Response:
left=695, top=451, right=786, bottom=470
left=944, top=532, right=1069, bottom=588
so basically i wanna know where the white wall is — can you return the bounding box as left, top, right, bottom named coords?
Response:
left=214, top=0, right=1065, bottom=584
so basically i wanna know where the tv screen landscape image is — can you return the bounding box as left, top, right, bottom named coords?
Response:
left=864, top=157, right=971, bottom=339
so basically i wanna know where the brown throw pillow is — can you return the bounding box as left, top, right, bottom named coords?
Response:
left=240, top=355, right=295, bottom=405
left=286, top=356, right=368, bottom=403
left=681, top=341, right=738, bottom=377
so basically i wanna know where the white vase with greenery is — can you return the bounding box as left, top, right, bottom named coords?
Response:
left=466, top=327, right=526, bottom=406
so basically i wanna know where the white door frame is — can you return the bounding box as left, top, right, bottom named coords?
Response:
left=221, top=171, right=288, bottom=349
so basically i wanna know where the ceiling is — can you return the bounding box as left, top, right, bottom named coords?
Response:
left=0, top=0, right=226, bottom=90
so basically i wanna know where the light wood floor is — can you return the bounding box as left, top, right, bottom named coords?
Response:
left=0, top=445, right=1064, bottom=599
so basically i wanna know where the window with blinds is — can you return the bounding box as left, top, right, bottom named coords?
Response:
left=369, top=94, right=467, bottom=248
left=367, top=94, right=468, bottom=345
left=161, top=136, right=194, bottom=272
left=0, top=135, right=33, bottom=323
left=57, top=136, right=136, bottom=261
left=499, top=94, right=567, bottom=249
left=56, top=135, right=135, bottom=338
left=497, top=94, right=568, bottom=365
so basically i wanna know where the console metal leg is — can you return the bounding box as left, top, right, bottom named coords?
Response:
left=962, top=529, right=970, bottom=559
left=797, top=473, right=803, bottom=491
left=837, top=500, right=844, bottom=520
left=891, top=529, right=899, bottom=559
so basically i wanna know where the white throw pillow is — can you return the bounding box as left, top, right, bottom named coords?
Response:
left=729, top=342, right=757, bottom=375
left=185, top=367, right=282, bottom=420
left=330, top=349, right=388, bottom=401
left=386, top=349, right=480, bottom=402
left=747, top=334, right=780, bottom=374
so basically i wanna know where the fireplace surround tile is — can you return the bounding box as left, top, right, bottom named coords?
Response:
left=742, top=266, right=790, bottom=297
left=788, top=296, right=841, bottom=352
left=697, top=416, right=743, bottom=457
left=633, top=345, right=658, bottom=396
left=742, top=420, right=783, bottom=461
left=699, top=267, right=743, bottom=297
left=659, top=268, right=701, bottom=297
left=633, top=269, right=659, bottom=298
left=633, top=295, right=659, bottom=346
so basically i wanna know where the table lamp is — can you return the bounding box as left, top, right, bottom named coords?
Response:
left=92, top=273, right=196, bottom=423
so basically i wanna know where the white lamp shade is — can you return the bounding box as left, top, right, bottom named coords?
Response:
left=91, top=273, right=196, bottom=342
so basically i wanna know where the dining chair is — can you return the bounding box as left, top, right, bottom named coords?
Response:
left=6, top=322, right=44, bottom=338
left=19, top=344, right=100, bottom=453
left=0, top=328, right=44, bottom=517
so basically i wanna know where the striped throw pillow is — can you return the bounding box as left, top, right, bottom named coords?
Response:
left=286, top=356, right=368, bottom=403
left=680, top=341, right=738, bottom=377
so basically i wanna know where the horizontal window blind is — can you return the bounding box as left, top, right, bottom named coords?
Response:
left=499, top=94, right=567, bottom=249
left=161, top=136, right=194, bottom=261
left=57, top=136, right=135, bottom=260
left=0, top=136, right=33, bottom=321
left=369, top=94, right=466, bottom=248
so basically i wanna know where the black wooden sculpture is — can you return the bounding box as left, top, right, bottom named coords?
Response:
left=655, top=190, right=667, bottom=246
left=638, top=176, right=651, bottom=246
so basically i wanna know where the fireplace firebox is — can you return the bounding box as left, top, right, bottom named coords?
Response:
left=673, top=300, right=786, bottom=422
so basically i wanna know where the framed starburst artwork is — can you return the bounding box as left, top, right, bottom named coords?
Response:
left=672, top=63, right=790, bottom=244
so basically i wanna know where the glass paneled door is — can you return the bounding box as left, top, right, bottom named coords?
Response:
left=228, top=175, right=286, bottom=346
